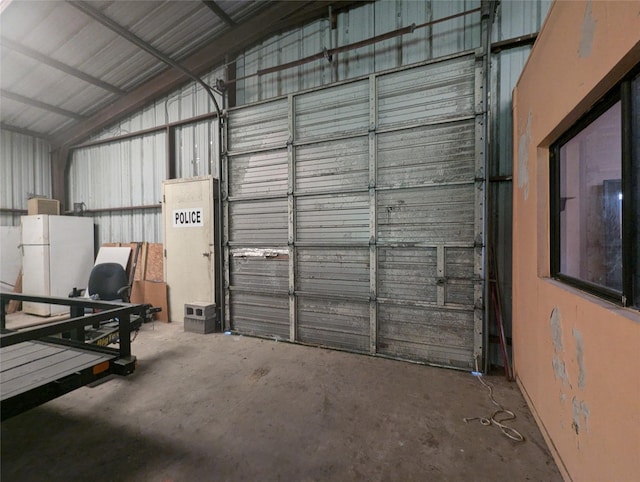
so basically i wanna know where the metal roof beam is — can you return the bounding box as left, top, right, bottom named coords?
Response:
left=0, top=37, right=126, bottom=96
left=202, top=1, right=235, bottom=27
left=0, top=89, right=86, bottom=120
left=0, top=122, right=52, bottom=142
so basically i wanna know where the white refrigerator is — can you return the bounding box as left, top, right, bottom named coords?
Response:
left=21, top=215, right=95, bottom=316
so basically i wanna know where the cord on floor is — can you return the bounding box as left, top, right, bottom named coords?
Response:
left=463, top=372, right=525, bottom=442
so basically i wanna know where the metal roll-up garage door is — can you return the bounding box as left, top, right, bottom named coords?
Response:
left=224, top=52, right=484, bottom=369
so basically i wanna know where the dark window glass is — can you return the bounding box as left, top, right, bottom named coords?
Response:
left=551, top=66, right=639, bottom=309
left=559, top=102, right=622, bottom=291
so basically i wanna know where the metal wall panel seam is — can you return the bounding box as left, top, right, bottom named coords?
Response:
left=229, top=286, right=289, bottom=295
left=377, top=297, right=474, bottom=312
left=227, top=193, right=293, bottom=202
left=374, top=180, right=477, bottom=192
left=376, top=241, right=476, bottom=248
left=287, top=93, right=297, bottom=342
left=369, top=73, right=378, bottom=355
left=294, top=291, right=371, bottom=302
left=373, top=114, right=477, bottom=135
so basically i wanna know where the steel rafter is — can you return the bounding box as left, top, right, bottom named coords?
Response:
left=202, top=1, right=235, bottom=26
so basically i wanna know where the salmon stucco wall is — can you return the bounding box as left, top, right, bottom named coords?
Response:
left=512, top=1, right=640, bottom=481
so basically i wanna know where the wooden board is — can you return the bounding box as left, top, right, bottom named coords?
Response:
left=130, top=280, right=169, bottom=322
left=6, top=271, right=22, bottom=314
left=95, top=246, right=131, bottom=269
left=145, top=243, right=164, bottom=282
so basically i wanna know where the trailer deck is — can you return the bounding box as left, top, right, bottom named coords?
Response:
left=1, top=293, right=145, bottom=420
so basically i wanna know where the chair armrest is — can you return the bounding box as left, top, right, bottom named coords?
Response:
left=116, top=286, right=131, bottom=302
left=69, top=287, right=86, bottom=298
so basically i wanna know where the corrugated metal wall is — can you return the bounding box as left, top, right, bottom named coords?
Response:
left=225, top=52, right=483, bottom=369
left=236, top=0, right=482, bottom=104
left=67, top=68, right=223, bottom=245
left=68, top=132, right=166, bottom=243
left=0, top=129, right=51, bottom=226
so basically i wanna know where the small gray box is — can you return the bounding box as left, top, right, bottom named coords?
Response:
left=184, top=302, right=216, bottom=320
left=184, top=316, right=216, bottom=334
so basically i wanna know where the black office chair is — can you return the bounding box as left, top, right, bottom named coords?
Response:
left=87, top=262, right=130, bottom=302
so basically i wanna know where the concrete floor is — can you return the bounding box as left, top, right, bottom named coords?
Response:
left=2, top=321, right=561, bottom=482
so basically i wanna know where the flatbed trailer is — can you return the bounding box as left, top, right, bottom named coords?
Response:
left=1, top=293, right=146, bottom=421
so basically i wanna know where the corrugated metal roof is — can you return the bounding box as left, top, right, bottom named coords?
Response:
left=1, top=0, right=353, bottom=143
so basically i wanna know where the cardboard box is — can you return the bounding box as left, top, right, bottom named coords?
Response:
left=27, top=198, right=60, bottom=215
left=131, top=280, right=169, bottom=322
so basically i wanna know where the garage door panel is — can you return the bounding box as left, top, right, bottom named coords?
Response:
left=229, top=150, right=288, bottom=197
left=225, top=53, right=482, bottom=368
left=378, top=247, right=437, bottom=302
left=295, top=80, right=369, bottom=142
left=377, top=121, right=476, bottom=189
left=231, top=292, right=289, bottom=339
left=297, top=297, right=369, bottom=352
left=227, top=99, right=289, bottom=152
left=296, top=193, right=369, bottom=243
left=377, top=55, right=475, bottom=128
left=229, top=199, right=288, bottom=244
left=445, top=247, right=476, bottom=306
left=296, top=137, right=368, bottom=194
left=377, top=186, right=475, bottom=243
left=297, top=247, right=369, bottom=297
left=377, top=303, right=474, bottom=368
left=230, top=253, right=289, bottom=293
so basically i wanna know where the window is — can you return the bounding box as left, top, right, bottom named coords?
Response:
left=550, top=68, right=639, bottom=308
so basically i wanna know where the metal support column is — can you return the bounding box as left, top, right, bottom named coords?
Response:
left=287, top=94, right=297, bottom=342
left=368, top=75, right=378, bottom=355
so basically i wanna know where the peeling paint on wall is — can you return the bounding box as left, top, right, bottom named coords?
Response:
left=517, top=111, right=531, bottom=200
left=573, top=328, right=586, bottom=390
left=550, top=307, right=569, bottom=386
left=578, top=1, right=596, bottom=58
left=572, top=396, right=590, bottom=438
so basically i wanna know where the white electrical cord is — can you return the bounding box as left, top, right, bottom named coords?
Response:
left=464, top=372, right=525, bottom=442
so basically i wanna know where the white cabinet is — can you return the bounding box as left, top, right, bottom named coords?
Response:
left=21, top=215, right=95, bottom=316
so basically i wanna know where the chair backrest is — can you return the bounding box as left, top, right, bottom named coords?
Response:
left=88, top=262, right=129, bottom=301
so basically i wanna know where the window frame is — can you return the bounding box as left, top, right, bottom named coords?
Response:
left=550, top=66, right=639, bottom=308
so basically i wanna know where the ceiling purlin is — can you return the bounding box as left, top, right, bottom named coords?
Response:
left=201, top=1, right=236, bottom=27
left=1, top=88, right=86, bottom=120
left=0, top=36, right=126, bottom=95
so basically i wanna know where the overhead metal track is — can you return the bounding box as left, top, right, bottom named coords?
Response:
left=0, top=89, right=85, bottom=120
left=67, top=0, right=221, bottom=117
left=223, top=6, right=482, bottom=86
left=0, top=36, right=126, bottom=96
left=202, top=1, right=235, bottom=27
